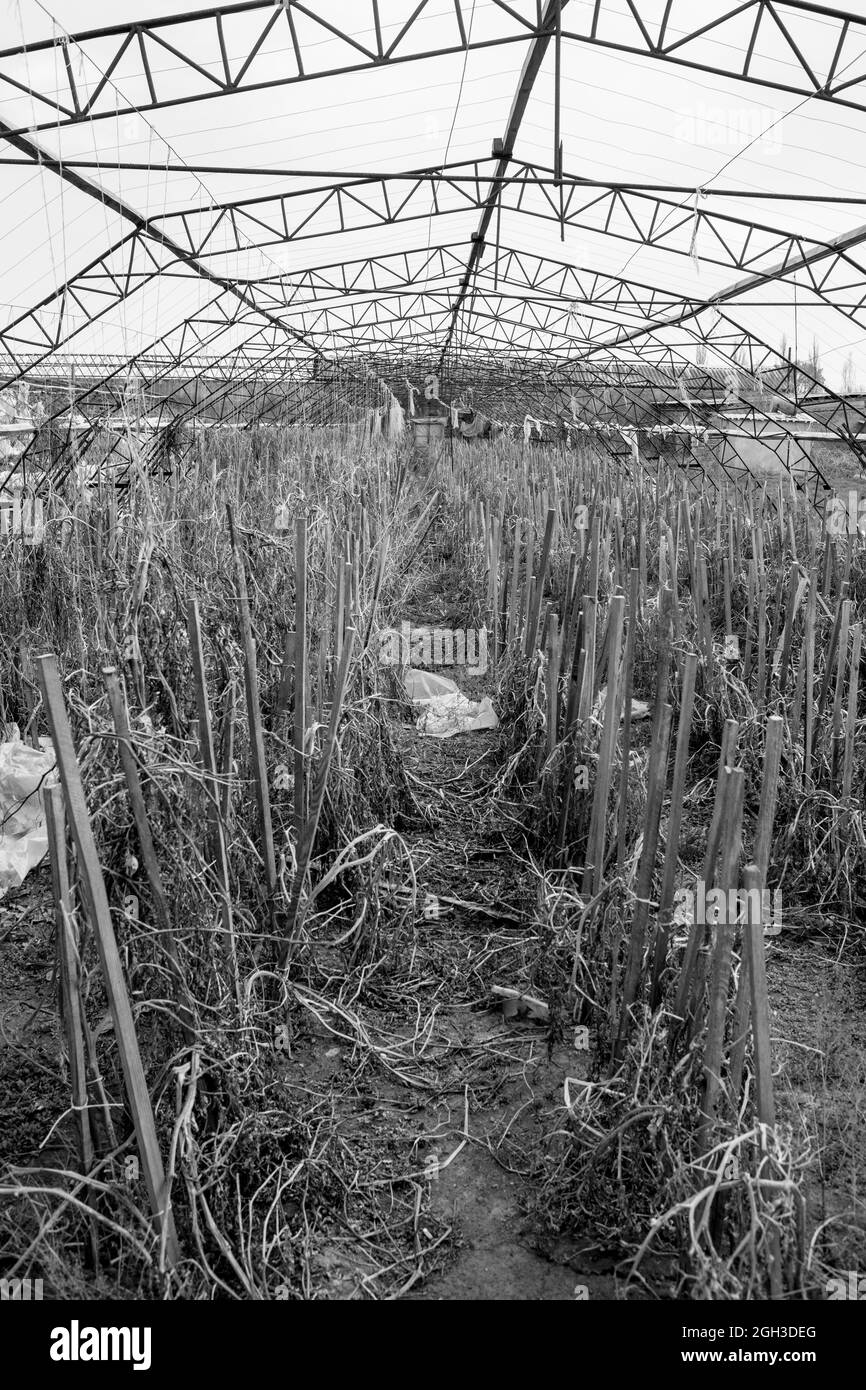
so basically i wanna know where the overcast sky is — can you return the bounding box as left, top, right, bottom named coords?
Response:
left=2, top=0, right=866, bottom=392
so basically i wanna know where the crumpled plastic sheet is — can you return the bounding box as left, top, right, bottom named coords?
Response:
left=0, top=731, right=57, bottom=900
left=404, top=668, right=499, bottom=739
left=592, top=685, right=651, bottom=726
left=416, top=692, right=499, bottom=739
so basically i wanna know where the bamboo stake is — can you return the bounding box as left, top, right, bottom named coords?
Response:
left=507, top=518, right=522, bottom=645
left=817, top=586, right=849, bottom=723
left=615, top=568, right=639, bottom=874
left=275, top=632, right=296, bottom=724
left=842, top=622, right=862, bottom=806
left=293, top=515, right=309, bottom=836
left=555, top=647, right=587, bottom=859
left=186, top=601, right=238, bottom=983
left=614, top=702, right=673, bottom=1061
left=829, top=599, right=852, bottom=783
left=697, top=767, right=745, bottom=1158
left=744, top=863, right=776, bottom=1129
left=743, top=862, right=782, bottom=1299
left=672, top=719, right=739, bottom=1027
left=37, top=654, right=180, bottom=1268
left=103, top=667, right=195, bottom=1041
left=525, top=506, right=556, bottom=655
left=582, top=594, right=624, bottom=898
left=546, top=613, right=561, bottom=757
left=649, top=652, right=698, bottom=1009
left=578, top=596, right=596, bottom=721
left=45, top=785, right=94, bottom=1175
left=756, top=574, right=767, bottom=707
left=218, top=678, right=236, bottom=826
left=777, top=565, right=800, bottom=695
left=279, top=627, right=356, bottom=969
left=227, top=504, right=278, bottom=898
left=728, top=716, right=783, bottom=1105
left=697, top=767, right=745, bottom=1156
left=803, top=569, right=817, bottom=785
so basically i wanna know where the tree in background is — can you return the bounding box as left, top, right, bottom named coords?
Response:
left=776, top=334, right=826, bottom=397
left=841, top=354, right=861, bottom=396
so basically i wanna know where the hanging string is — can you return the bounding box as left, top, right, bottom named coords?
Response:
left=688, top=188, right=708, bottom=275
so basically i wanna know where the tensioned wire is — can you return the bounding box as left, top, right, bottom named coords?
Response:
left=10, top=1, right=866, bottom=405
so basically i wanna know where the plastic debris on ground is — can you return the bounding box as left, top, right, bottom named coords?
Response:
left=404, top=668, right=499, bottom=738
left=403, top=669, right=458, bottom=702
left=592, top=685, right=651, bottom=726
left=492, top=986, right=549, bottom=1022
left=0, top=729, right=58, bottom=899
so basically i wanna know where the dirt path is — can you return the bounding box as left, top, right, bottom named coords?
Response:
left=388, top=717, right=594, bottom=1300
left=365, top=554, right=612, bottom=1302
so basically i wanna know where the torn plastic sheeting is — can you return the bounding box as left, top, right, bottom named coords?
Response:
left=415, top=692, right=498, bottom=738
left=404, top=668, right=498, bottom=738
left=591, top=686, right=651, bottom=726
left=403, top=668, right=459, bottom=703
left=0, top=733, right=58, bottom=900
left=492, top=985, right=549, bottom=1022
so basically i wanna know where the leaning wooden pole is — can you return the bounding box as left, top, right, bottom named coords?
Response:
left=103, top=666, right=196, bottom=1041
left=44, top=784, right=94, bottom=1175
left=37, top=654, right=180, bottom=1269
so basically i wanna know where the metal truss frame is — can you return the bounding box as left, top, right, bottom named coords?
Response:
left=2, top=1, right=866, bottom=136
left=1, top=0, right=866, bottom=497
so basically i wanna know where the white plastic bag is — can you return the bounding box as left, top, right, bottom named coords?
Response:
left=404, top=669, right=499, bottom=738
left=415, top=692, right=499, bottom=738
left=0, top=735, right=57, bottom=899
left=403, top=668, right=459, bottom=703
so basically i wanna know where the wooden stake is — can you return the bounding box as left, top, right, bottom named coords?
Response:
left=37, top=655, right=180, bottom=1268
left=582, top=595, right=624, bottom=897
left=649, top=652, right=698, bottom=1008
left=728, top=716, right=783, bottom=1106
left=698, top=767, right=744, bottom=1157
left=615, top=702, right=673, bottom=1060
left=45, top=785, right=94, bottom=1174
left=186, top=602, right=238, bottom=979
left=742, top=861, right=782, bottom=1299
left=743, top=863, right=776, bottom=1128
left=672, top=719, right=739, bottom=1026
left=279, top=627, right=356, bottom=969
left=103, top=667, right=195, bottom=1041
left=615, top=568, right=640, bottom=874
left=227, top=504, right=278, bottom=897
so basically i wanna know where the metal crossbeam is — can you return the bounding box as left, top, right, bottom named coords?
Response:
left=3, top=1, right=866, bottom=137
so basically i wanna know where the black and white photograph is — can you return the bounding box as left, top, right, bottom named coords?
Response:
left=0, top=0, right=864, bottom=1357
